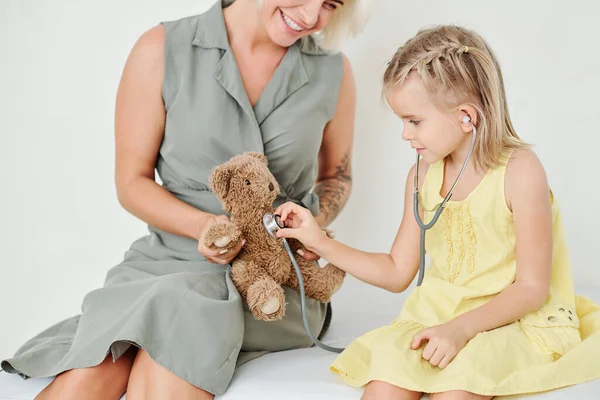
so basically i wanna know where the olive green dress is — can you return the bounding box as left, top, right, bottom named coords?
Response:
left=1, top=0, right=345, bottom=395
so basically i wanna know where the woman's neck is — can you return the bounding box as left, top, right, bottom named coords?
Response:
left=223, top=0, right=281, bottom=53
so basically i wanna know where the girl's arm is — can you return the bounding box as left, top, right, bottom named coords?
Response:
left=452, top=149, right=553, bottom=338
left=313, top=55, right=356, bottom=228
left=114, top=25, right=238, bottom=263
left=276, top=162, right=428, bottom=293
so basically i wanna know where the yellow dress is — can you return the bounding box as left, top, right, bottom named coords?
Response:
left=330, top=157, right=600, bottom=396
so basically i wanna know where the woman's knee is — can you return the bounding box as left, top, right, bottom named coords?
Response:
left=127, top=350, right=214, bottom=400
left=35, top=348, right=137, bottom=400
left=431, top=391, right=493, bottom=400
left=362, top=380, right=422, bottom=400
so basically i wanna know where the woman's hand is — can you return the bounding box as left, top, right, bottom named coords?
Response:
left=197, top=214, right=244, bottom=265
left=411, top=320, right=473, bottom=369
left=274, top=202, right=329, bottom=255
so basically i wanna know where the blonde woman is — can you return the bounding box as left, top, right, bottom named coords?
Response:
left=1, top=1, right=369, bottom=399
left=274, top=25, right=600, bottom=399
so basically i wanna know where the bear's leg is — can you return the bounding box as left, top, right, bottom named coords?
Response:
left=232, top=257, right=286, bottom=321
left=293, top=260, right=346, bottom=303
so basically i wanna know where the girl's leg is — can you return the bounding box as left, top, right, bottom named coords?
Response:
left=125, top=349, right=214, bottom=400
left=362, top=380, right=422, bottom=400
left=431, top=391, right=493, bottom=400
left=35, top=347, right=137, bottom=400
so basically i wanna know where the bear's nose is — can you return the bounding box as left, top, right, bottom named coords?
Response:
left=268, top=182, right=274, bottom=191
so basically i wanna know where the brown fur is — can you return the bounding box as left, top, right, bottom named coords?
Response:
left=204, top=152, right=346, bottom=321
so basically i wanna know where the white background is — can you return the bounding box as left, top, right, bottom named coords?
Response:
left=1, top=0, right=598, bottom=361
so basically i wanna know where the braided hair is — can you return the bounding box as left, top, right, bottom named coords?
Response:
left=383, top=25, right=527, bottom=170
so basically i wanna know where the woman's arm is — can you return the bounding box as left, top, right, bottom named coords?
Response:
left=114, top=25, right=239, bottom=263
left=451, top=149, right=553, bottom=337
left=115, top=25, right=209, bottom=240
left=313, top=55, right=356, bottom=227
left=277, top=162, right=428, bottom=293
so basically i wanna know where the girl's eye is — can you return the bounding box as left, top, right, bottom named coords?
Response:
left=409, top=120, right=420, bottom=126
left=245, top=179, right=251, bottom=185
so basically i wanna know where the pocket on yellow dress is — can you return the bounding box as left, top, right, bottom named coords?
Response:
left=518, top=304, right=582, bottom=360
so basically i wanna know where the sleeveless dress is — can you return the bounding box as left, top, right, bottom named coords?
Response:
left=330, top=155, right=600, bottom=396
left=1, top=0, right=345, bottom=395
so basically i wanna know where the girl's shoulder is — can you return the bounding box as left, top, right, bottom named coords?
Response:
left=504, top=148, right=550, bottom=213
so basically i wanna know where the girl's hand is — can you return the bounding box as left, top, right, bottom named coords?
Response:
left=197, top=214, right=244, bottom=265
left=411, top=320, right=473, bottom=369
left=274, top=202, right=328, bottom=254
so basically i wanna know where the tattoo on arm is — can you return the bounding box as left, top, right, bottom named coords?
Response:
left=314, top=152, right=352, bottom=226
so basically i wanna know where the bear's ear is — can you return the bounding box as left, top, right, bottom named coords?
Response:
left=209, top=163, right=234, bottom=201
left=246, top=152, right=268, bottom=166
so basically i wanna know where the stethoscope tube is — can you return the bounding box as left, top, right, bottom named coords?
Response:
left=263, top=213, right=345, bottom=353
left=282, top=237, right=345, bottom=353
left=413, top=122, right=477, bottom=286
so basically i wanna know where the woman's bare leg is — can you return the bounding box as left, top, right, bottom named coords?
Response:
left=35, top=347, right=137, bottom=400
left=126, top=349, right=214, bottom=400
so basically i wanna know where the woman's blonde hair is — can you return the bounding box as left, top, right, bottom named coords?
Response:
left=313, top=0, right=371, bottom=51
left=383, top=25, right=527, bottom=170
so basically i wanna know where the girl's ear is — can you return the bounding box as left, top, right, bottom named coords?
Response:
left=456, top=104, right=479, bottom=133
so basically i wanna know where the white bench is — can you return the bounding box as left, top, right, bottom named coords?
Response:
left=2, top=278, right=598, bottom=399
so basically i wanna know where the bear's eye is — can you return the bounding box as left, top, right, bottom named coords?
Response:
left=245, top=179, right=251, bottom=185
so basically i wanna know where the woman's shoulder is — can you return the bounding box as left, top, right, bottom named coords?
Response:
left=296, top=43, right=348, bottom=103
left=130, top=12, right=203, bottom=50
left=160, top=14, right=203, bottom=43
left=126, top=14, right=200, bottom=77
left=121, top=25, right=165, bottom=81
left=298, top=40, right=346, bottom=78
left=135, top=25, right=166, bottom=49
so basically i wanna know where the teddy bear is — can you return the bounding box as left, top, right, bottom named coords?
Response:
left=203, top=152, right=346, bottom=321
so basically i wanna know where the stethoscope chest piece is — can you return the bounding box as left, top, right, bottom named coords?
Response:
left=263, top=213, right=285, bottom=237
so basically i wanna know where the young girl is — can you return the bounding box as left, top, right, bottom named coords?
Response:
left=275, top=25, right=600, bottom=399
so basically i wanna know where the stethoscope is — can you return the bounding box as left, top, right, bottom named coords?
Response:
left=413, top=115, right=477, bottom=286
left=263, top=213, right=345, bottom=353
left=262, top=115, right=477, bottom=353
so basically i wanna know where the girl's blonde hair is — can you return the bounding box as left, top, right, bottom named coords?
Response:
left=383, top=25, right=527, bottom=170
